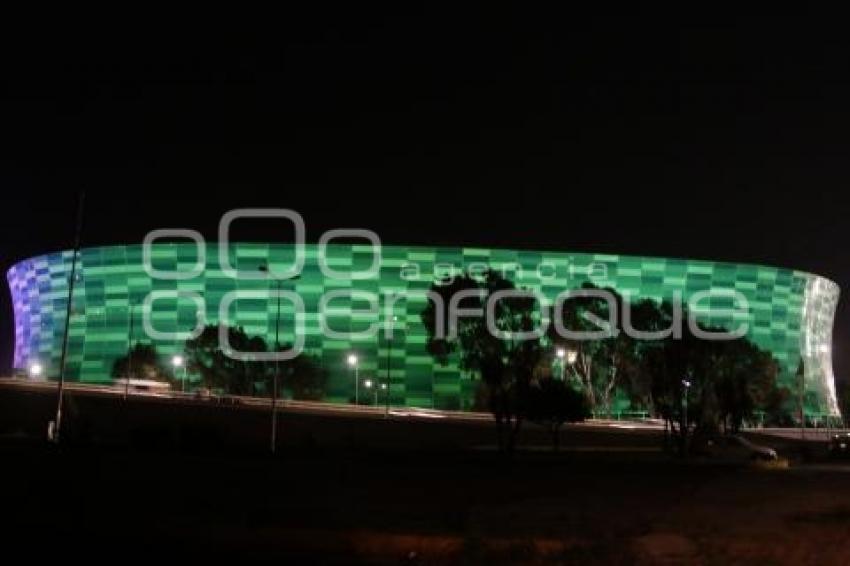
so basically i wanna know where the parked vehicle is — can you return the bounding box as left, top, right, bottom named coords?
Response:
left=695, top=434, right=778, bottom=461
left=829, top=433, right=850, bottom=459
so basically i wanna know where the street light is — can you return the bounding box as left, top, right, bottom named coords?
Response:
left=171, top=355, right=186, bottom=392
left=364, top=379, right=377, bottom=406
left=348, top=354, right=360, bottom=404
left=28, top=362, right=43, bottom=379
left=556, top=348, right=566, bottom=380
left=125, top=302, right=136, bottom=401
left=387, top=313, right=399, bottom=415
left=52, top=190, right=85, bottom=445
left=682, top=378, right=692, bottom=455
left=259, top=264, right=301, bottom=455
left=555, top=347, right=578, bottom=380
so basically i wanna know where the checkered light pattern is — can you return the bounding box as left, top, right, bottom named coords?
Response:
left=6, top=244, right=841, bottom=416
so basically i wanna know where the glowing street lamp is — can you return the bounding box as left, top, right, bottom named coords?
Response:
left=555, top=347, right=578, bottom=380
left=556, top=348, right=566, bottom=380
left=171, top=355, right=187, bottom=392
left=386, top=311, right=399, bottom=415
left=258, top=264, right=301, bottom=456
left=348, top=354, right=360, bottom=405
left=363, top=379, right=379, bottom=406
left=682, top=378, right=692, bottom=455
left=28, top=362, right=43, bottom=379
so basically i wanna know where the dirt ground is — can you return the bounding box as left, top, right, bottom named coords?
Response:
left=1, top=437, right=850, bottom=564
left=1, top=385, right=849, bottom=564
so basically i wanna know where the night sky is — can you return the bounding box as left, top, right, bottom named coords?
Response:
left=2, top=16, right=849, bottom=379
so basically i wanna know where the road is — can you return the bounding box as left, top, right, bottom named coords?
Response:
left=1, top=377, right=838, bottom=459
left=0, top=376, right=664, bottom=430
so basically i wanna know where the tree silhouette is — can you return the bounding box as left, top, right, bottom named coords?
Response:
left=547, top=283, right=645, bottom=416
left=270, top=345, right=328, bottom=401
left=526, top=377, right=589, bottom=450
left=421, top=270, right=543, bottom=452
left=183, top=325, right=328, bottom=399
left=184, top=325, right=269, bottom=395
left=111, top=343, right=171, bottom=384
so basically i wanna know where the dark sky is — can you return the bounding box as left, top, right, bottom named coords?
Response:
left=2, top=15, right=849, bottom=378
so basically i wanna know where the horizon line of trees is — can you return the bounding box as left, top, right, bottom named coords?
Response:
left=109, top=270, right=811, bottom=453
left=421, top=270, right=798, bottom=453
left=111, top=325, right=327, bottom=401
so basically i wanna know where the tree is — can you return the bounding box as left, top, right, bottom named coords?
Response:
left=711, top=338, right=781, bottom=433
left=762, top=384, right=793, bottom=427
left=183, top=325, right=329, bottom=400
left=625, top=298, right=678, bottom=412
left=795, top=359, right=806, bottom=427
left=184, top=325, right=269, bottom=395
left=639, top=307, right=787, bottom=453
left=421, top=270, right=543, bottom=452
left=273, top=348, right=328, bottom=401
left=547, top=283, right=643, bottom=416
left=526, top=378, right=589, bottom=450
left=112, top=343, right=171, bottom=383
left=838, top=378, right=850, bottom=425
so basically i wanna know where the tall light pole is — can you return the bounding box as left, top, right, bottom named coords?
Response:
left=348, top=354, right=359, bottom=405
left=682, top=378, right=692, bottom=455
left=556, top=347, right=578, bottom=381
left=387, top=334, right=392, bottom=414
left=53, top=190, right=85, bottom=444
left=364, top=379, right=377, bottom=405
left=386, top=314, right=398, bottom=417
left=28, top=362, right=43, bottom=380
left=172, top=355, right=186, bottom=393
left=798, top=362, right=805, bottom=440
left=556, top=348, right=566, bottom=380
left=259, top=264, right=299, bottom=455
left=125, top=302, right=135, bottom=400
left=567, top=349, right=578, bottom=366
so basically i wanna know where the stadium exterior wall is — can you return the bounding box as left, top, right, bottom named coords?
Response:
left=6, top=243, right=841, bottom=417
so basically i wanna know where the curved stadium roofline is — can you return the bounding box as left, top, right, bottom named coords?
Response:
left=7, top=241, right=839, bottom=286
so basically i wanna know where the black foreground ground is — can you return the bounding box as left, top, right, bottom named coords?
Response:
left=1, top=385, right=849, bottom=564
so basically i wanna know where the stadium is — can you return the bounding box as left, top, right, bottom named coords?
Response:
left=6, top=243, right=842, bottom=418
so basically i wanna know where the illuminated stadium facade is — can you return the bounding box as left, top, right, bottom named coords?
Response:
left=7, top=243, right=842, bottom=417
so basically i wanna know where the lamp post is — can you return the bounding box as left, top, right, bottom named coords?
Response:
left=348, top=354, right=360, bottom=405
left=53, top=190, right=85, bottom=444
left=125, top=302, right=135, bottom=400
left=556, top=347, right=578, bottom=381
left=799, top=364, right=805, bottom=441
left=364, top=379, right=377, bottom=406
left=682, top=378, right=692, bottom=455
left=386, top=314, right=398, bottom=417
left=28, top=362, right=43, bottom=380
left=172, top=355, right=186, bottom=393
left=259, top=264, right=300, bottom=456
left=556, top=348, right=566, bottom=380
